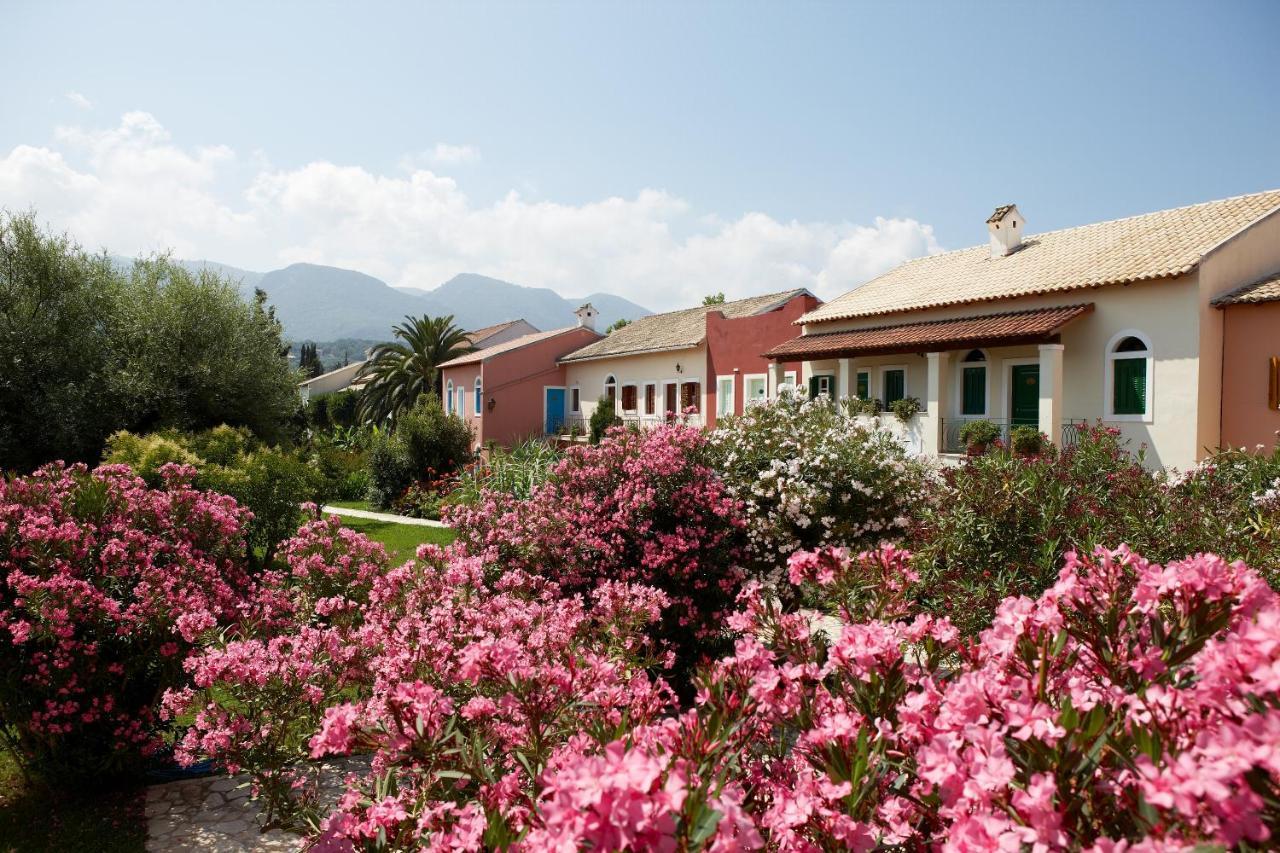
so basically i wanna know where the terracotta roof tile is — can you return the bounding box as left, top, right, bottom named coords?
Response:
left=466, top=320, right=534, bottom=345
left=801, top=190, right=1280, bottom=324
left=766, top=304, right=1093, bottom=360
left=560, top=289, right=810, bottom=363
left=439, top=327, right=598, bottom=368
left=1212, top=271, right=1280, bottom=306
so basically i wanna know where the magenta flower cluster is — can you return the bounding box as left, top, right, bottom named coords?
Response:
left=0, top=462, right=253, bottom=778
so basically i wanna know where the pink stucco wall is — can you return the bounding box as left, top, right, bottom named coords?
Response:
left=1220, top=301, right=1280, bottom=452
left=704, top=293, right=820, bottom=428
left=440, top=327, right=602, bottom=449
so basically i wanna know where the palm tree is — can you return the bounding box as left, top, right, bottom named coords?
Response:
left=356, top=315, right=474, bottom=423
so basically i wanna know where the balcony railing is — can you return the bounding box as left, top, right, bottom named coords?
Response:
left=940, top=417, right=1085, bottom=454
left=553, top=411, right=704, bottom=437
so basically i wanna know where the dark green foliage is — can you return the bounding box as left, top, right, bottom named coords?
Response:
left=588, top=397, right=622, bottom=444
left=306, top=395, right=332, bottom=431
left=702, top=292, right=726, bottom=305
left=958, top=418, right=1000, bottom=450
left=326, top=390, right=361, bottom=429
left=365, top=395, right=474, bottom=509
left=298, top=342, right=325, bottom=379
left=103, top=426, right=321, bottom=566
left=0, top=212, right=300, bottom=472
left=356, top=315, right=474, bottom=424
left=1010, top=425, right=1046, bottom=456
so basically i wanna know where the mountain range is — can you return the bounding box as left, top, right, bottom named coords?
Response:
left=173, top=260, right=652, bottom=342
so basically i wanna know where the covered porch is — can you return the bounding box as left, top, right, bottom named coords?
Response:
left=763, top=303, right=1094, bottom=455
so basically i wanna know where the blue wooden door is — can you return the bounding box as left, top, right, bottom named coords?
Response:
left=545, top=388, right=566, bottom=434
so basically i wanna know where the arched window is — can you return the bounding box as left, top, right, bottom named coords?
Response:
left=1106, top=331, right=1152, bottom=419
left=445, top=380, right=454, bottom=414
left=960, top=349, right=987, bottom=416
left=604, top=375, right=617, bottom=408
left=474, top=377, right=483, bottom=415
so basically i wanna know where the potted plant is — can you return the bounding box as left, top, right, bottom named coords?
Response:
left=890, top=396, right=922, bottom=423
left=1010, top=425, right=1047, bottom=458
left=958, top=419, right=1000, bottom=455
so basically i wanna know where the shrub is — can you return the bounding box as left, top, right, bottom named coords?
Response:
left=447, top=424, right=748, bottom=676
left=912, top=425, right=1168, bottom=634
left=305, top=395, right=331, bottom=431
left=958, top=418, right=1000, bottom=450
left=588, top=396, right=622, bottom=443
left=707, top=389, right=929, bottom=574
left=842, top=396, right=881, bottom=417
left=326, top=390, right=362, bottom=430
left=448, top=437, right=561, bottom=506
left=0, top=463, right=253, bottom=784
left=105, top=427, right=320, bottom=567
left=1010, top=424, right=1047, bottom=456
left=890, top=395, right=922, bottom=422
left=366, top=394, right=473, bottom=510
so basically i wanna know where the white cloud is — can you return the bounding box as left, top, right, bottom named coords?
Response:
left=423, top=142, right=482, bottom=166
left=65, top=91, right=93, bottom=110
left=0, top=112, right=942, bottom=309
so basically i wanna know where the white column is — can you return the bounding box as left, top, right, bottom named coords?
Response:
left=1038, top=344, right=1064, bottom=445
left=925, top=351, right=950, bottom=456
left=768, top=362, right=784, bottom=399
left=837, top=358, right=851, bottom=401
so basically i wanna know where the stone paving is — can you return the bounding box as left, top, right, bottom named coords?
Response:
left=146, top=759, right=365, bottom=852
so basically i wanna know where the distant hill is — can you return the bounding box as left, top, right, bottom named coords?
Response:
left=106, top=255, right=653, bottom=342
left=396, top=273, right=651, bottom=335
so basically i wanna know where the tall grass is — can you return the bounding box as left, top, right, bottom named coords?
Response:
left=449, top=437, right=562, bottom=505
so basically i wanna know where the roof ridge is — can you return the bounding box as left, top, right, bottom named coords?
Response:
left=630, top=287, right=807, bottom=322
left=795, top=302, right=1092, bottom=339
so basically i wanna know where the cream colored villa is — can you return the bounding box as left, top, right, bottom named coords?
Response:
left=766, top=190, right=1280, bottom=469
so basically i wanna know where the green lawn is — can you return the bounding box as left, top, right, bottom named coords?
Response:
left=0, top=749, right=144, bottom=853
left=334, top=515, right=456, bottom=563
left=327, top=499, right=372, bottom=511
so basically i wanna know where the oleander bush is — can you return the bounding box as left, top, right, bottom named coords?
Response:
left=0, top=463, right=254, bottom=784
left=365, top=394, right=472, bottom=510
left=707, top=388, right=929, bottom=578
left=447, top=423, right=748, bottom=676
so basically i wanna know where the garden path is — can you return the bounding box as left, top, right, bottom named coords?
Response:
left=320, top=504, right=447, bottom=528
left=145, top=758, right=363, bottom=852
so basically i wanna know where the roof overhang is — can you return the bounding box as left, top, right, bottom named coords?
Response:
left=765, top=303, right=1094, bottom=361
left=558, top=342, right=703, bottom=365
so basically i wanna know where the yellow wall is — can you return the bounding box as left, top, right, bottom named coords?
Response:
left=563, top=346, right=708, bottom=420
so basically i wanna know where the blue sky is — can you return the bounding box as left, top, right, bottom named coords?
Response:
left=2, top=0, right=1277, bottom=310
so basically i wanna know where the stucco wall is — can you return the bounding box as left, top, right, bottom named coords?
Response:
left=1198, top=208, right=1280, bottom=454
left=800, top=277, right=1205, bottom=469
left=564, top=346, right=708, bottom=422
left=705, top=293, right=818, bottom=426
left=1220, top=301, right=1280, bottom=452
left=440, top=327, right=601, bottom=449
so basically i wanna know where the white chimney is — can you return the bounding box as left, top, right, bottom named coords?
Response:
left=987, top=204, right=1025, bottom=258
left=574, top=303, right=599, bottom=331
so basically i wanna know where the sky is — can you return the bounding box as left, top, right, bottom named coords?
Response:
left=2, top=0, right=1278, bottom=311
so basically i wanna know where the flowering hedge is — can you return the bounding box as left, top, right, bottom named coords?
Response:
left=707, top=389, right=928, bottom=577
left=447, top=424, right=748, bottom=674
left=0, top=462, right=253, bottom=781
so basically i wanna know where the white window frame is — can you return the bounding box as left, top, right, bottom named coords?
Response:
left=473, top=376, right=483, bottom=416
left=743, top=373, right=767, bottom=407
left=445, top=379, right=454, bottom=414
left=642, top=382, right=658, bottom=415
left=855, top=369, right=872, bottom=400
left=1104, top=329, right=1154, bottom=423
left=954, top=349, right=990, bottom=418
left=679, top=377, right=703, bottom=414
left=784, top=370, right=797, bottom=387
left=603, top=374, right=618, bottom=413
left=620, top=383, right=639, bottom=413
left=716, top=375, right=736, bottom=418
left=879, top=364, right=909, bottom=406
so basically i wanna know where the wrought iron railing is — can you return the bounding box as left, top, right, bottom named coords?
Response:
left=940, top=417, right=1086, bottom=453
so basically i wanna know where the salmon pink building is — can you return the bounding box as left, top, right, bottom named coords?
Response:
left=438, top=320, right=602, bottom=451
left=1214, top=272, right=1280, bottom=452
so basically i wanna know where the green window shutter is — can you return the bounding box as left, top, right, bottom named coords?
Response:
left=808, top=375, right=820, bottom=399
left=884, top=370, right=905, bottom=405
left=1113, top=357, right=1146, bottom=415
left=856, top=372, right=869, bottom=398
left=962, top=366, right=985, bottom=415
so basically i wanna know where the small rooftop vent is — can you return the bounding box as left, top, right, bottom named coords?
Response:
left=987, top=204, right=1025, bottom=258
left=574, top=302, right=598, bottom=331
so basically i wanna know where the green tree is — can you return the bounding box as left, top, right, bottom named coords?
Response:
left=0, top=212, right=301, bottom=470
left=356, top=315, right=474, bottom=424
left=0, top=211, right=124, bottom=470
left=299, top=342, right=325, bottom=379
left=605, top=318, right=630, bottom=335
left=702, top=292, right=726, bottom=306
